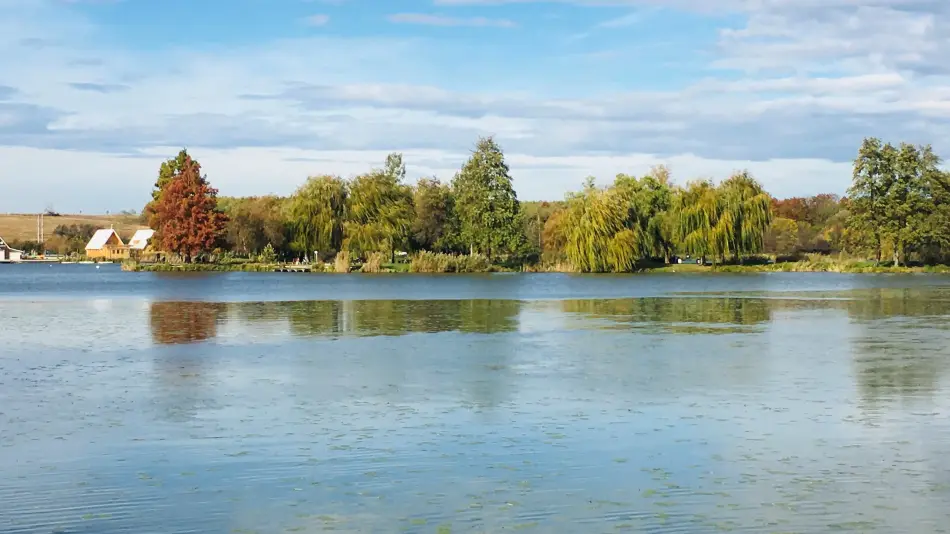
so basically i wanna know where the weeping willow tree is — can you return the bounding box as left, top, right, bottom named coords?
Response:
left=718, top=171, right=772, bottom=262
left=288, top=175, right=347, bottom=258
left=562, top=178, right=647, bottom=272
left=613, top=166, right=675, bottom=262
left=675, top=179, right=728, bottom=262
left=344, top=154, right=414, bottom=262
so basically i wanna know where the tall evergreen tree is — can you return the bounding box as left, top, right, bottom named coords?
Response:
left=451, top=137, right=523, bottom=259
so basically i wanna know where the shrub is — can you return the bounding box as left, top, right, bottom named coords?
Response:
left=409, top=251, right=493, bottom=273
left=361, top=252, right=385, bottom=273
left=410, top=251, right=453, bottom=273
left=334, top=251, right=351, bottom=273
left=259, top=243, right=277, bottom=264
left=453, top=253, right=491, bottom=273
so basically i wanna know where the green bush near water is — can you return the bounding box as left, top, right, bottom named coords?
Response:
left=360, top=252, right=385, bottom=273
left=124, top=261, right=279, bottom=272
left=409, top=251, right=494, bottom=273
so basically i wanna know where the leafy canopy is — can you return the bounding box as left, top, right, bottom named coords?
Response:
left=452, top=137, right=524, bottom=258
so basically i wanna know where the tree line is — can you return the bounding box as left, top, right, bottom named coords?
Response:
left=141, top=136, right=950, bottom=271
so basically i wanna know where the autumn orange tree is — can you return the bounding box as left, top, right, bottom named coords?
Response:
left=149, top=154, right=227, bottom=262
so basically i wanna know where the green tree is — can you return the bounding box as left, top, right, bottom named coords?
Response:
left=144, top=149, right=193, bottom=218
left=562, top=178, right=645, bottom=272
left=848, top=137, right=894, bottom=262
left=223, top=196, right=288, bottom=256
left=154, top=150, right=191, bottom=199
left=541, top=208, right=569, bottom=264
left=765, top=217, right=800, bottom=256
left=384, top=152, right=406, bottom=182
left=718, top=171, right=772, bottom=262
left=881, top=143, right=939, bottom=266
left=675, top=179, right=728, bottom=263
left=288, top=175, right=347, bottom=259
left=848, top=138, right=945, bottom=266
left=345, top=157, right=414, bottom=261
left=521, top=201, right=566, bottom=261
left=259, top=243, right=277, bottom=264
left=411, top=177, right=455, bottom=251
left=451, top=136, right=524, bottom=259
left=923, top=170, right=950, bottom=262
left=613, top=166, right=675, bottom=262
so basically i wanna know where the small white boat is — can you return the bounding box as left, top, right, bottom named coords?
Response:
left=78, top=261, right=94, bottom=265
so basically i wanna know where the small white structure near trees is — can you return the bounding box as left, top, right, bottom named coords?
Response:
left=0, top=235, right=23, bottom=263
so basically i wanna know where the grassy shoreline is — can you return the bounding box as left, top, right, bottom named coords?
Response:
left=123, top=260, right=950, bottom=274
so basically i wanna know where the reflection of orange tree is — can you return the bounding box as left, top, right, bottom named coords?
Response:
left=149, top=301, right=224, bottom=344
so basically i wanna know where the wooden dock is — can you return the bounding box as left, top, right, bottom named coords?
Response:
left=273, top=265, right=312, bottom=272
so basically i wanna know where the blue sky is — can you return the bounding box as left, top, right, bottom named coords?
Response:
left=1, top=0, right=948, bottom=213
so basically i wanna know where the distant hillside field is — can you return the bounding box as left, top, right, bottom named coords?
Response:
left=0, top=214, right=147, bottom=242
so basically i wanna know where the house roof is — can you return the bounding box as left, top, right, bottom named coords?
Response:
left=128, top=229, right=155, bottom=250
left=0, top=236, right=23, bottom=253
left=86, top=228, right=123, bottom=250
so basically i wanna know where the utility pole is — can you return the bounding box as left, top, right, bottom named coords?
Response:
left=36, top=213, right=44, bottom=245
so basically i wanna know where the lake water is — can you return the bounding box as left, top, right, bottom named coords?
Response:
left=2, top=264, right=950, bottom=533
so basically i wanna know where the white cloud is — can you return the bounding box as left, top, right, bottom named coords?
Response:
left=302, top=14, right=330, bottom=26
left=597, top=12, right=642, bottom=28
left=0, top=145, right=850, bottom=213
left=386, top=13, right=517, bottom=27
left=0, top=0, right=949, bottom=212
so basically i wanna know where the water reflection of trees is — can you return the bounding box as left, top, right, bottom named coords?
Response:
left=561, top=297, right=773, bottom=334
left=145, top=292, right=950, bottom=407
left=229, top=299, right=522, bottom=338
left=149, top=301, right=224, bottom=344
left=751, top=291, right=950, bottom=404
left=148, top=302, right=227, bottom=422
left=841, top=288, right=950, bottom=321
left=840, top=289, right=950, bottom=405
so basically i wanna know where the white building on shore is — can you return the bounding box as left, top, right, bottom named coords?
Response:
left=0, top=235, right=23, bottom=263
